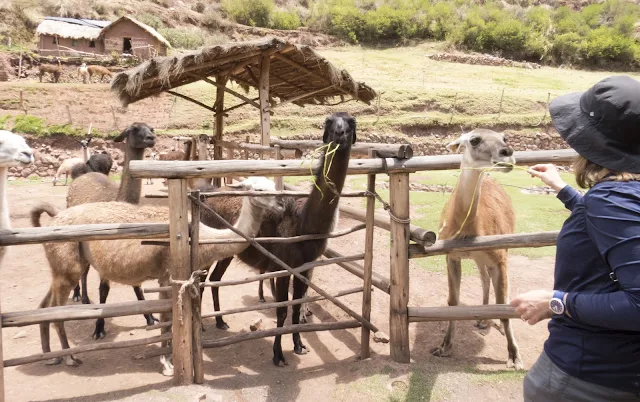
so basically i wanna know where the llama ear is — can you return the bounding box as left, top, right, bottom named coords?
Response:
left=113, top=127, right=130, bottom=143
left=446, top=133, right=470, bottom=153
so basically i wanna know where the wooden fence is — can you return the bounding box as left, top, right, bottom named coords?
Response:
left=0, top=147, right=577, bottom=399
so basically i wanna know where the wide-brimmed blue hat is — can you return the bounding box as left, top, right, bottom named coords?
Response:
left=550, top=75, right=640, bottom=173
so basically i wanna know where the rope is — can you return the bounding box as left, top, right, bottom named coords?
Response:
left=170, top=269, right=208, bottom=325
left=365, top=190, right=411, bottom=225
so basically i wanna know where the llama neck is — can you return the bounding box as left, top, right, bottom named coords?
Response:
left=450, top=168, right=485, bottom=229
left=0, top=168, right=10, bottom=230
left=116, top=146, right=144, bottom=204
left=82, top=147, right=89, bottom=163
left=198, top=197, right=265, bottom=265
left=299, top=143, right=351, bottom=235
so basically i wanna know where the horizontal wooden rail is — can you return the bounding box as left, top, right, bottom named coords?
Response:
left=144, top=254, right=365, bottom=293
left=128, top=149, right=579, bottom=179
left=4, top=333, right=171, bottom=367
left=142, top=224, right=366, bottom=246
left=1, top=299, right=172, bottom=328
left=213, top=139, right=299, bottom=158
left=408, top=305, right=519, bottom=322
left=408, top=231, right=559, bottom=259
left=146, top=321, right=172, bottom=331
left=202, top=286, right=364, bottom=319
left=200, top=190, right=369, bottom=198
left=0, top=223, right=170, bottom=246
left=269, top=138, right=414, bottom=158
left=202, top=321, right=362, bottom=348
left=324, top=248, right=390, bottom=294
left=339, top=204, right=436, bottom=246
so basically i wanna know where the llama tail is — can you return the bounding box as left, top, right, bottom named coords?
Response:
left=31, top=203, right=59, bottom=227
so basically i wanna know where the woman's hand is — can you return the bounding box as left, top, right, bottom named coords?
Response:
left=528, top=164, right=567, bottom=193
left=510, top=290, right=554, bottom=325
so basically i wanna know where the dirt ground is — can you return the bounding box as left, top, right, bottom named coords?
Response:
left=1, top=176, right=554, bottom=402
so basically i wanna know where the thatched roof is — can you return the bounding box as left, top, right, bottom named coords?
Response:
left=111, top=37, right=377, bottom=108
left=102, top=16, right=171, bottom=49
left=36, top=18, right=104, bottom=40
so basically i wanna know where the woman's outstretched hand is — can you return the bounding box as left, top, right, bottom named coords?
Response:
left=510, top=290, right=554, bottom=325
left=527, top=164, right=567, bottom=193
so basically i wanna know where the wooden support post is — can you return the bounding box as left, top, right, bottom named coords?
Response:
left=168, top=179, right=193, bottom=385
left=361, top=149, right=376, bottom=359
left=274, top=145, right=283, bottom=190
left=213, top=75, right=227, bottom=188
left=0, top=288, right=5, bottom=401
left=190, top=191, right=204, bottom=384
left=259, top=55, right=270, bottom=159
left=389, top=173, right=410, bottom=363
left=244, top=135, right=250, bottom=160
left=66, top=105, right=72, bottom=125
left=226, top=147, right=234, bottom=185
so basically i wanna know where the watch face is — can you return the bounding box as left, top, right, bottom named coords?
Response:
left=550, top=299, right=564, bottom=314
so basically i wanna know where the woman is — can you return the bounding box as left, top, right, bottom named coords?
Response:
left=511, top=75, right=640, bottom=401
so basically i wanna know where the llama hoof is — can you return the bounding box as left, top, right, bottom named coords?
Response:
left=65, top=355, right=82, bottom=366
left=146, top=315, right=159, bottom=326
left=430, top=345, right=452, bottom=357
left=259, top=297, right=266, bottom=303
left=507, top=355, right=524, bottom=371
left=93, top=329, right=106, bottom=340
left=294, top=344, right=309, bottom=355
left=45, top=357, right=62, bottom=366
left=160, top=355, right=174, bottom=376
left=299, top=315, right=308, bottom=324
left=272, top=352, right=287, bottom=367
left=475, top=319, right=490, bottom=329
left=305, top=308, right=313, bottom=317
left=216, top=321, right=229, bottom=330
left=72, top=295, right=81, bottom=302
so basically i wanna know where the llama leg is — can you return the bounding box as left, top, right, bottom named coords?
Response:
left=299, top=269, right=313, bottom=323
left=133, top=286, right=158, bottom=326
left=39, top=289, right=57, bottom=364
left=80, top=263, right=91, bottom=304
left=291, top=276, right=309, bottom=355
left=50, top=279, right=82, bottom=366
left=431, top=256, right=462, bottom=357
left=208, top=258, right=232, bottom=330
left=490, top=264, right=523, bottom=370
left=258, top=280, right=265, bottom=302
left=475, top=264, right=492, bottom=329
left=72, top=284, right=81, bottom=302
left=92, top=279, right=110, bottom=340
left=273, top=276, right=290, bottom=366
left=157, top=277, right=174, bottom=376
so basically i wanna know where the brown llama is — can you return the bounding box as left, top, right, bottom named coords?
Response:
left=198, top=112, right=355, bottom=366
left=431, top=129, right=523, bottom=370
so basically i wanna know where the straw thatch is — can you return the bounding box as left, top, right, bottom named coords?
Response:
left=111, top=37, right=376, bottom=107
left=102, top=16, right=171, bottom=49
left=36, top=19, right=102, bottom=40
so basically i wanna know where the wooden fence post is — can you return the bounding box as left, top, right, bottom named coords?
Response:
left=361, top=149, right=376, bottom=359
left=190, top=191, right=204, bottom=384
left=168, top=179, right=194, bottom=385
left=226, top=146, right=234, bottom=185
left=0, top=289, right=5, bottom=401
left=389, top=172, right=410, bottom=363
left=274, top=145, right=283, bottom=191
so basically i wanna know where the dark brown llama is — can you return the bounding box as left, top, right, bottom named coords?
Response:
left=199, top=112, right=356, bottom=366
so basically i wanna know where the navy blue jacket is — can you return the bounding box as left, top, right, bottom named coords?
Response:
left=545, top=181, right=640, bottom=393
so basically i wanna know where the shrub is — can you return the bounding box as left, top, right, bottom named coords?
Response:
left=271, top=10, right=302, bottom=30
left=363, top=5, right=416, bottom=41
left=12, top=115, right=45, bottom=135
left=0, top=115, right=11, bottom=130
left=221, top=0, right=274, bottom=27
left=327, top=4, right=365, bottom=43
left=136, top=13, right=165, bottom=30
left=158, top=27, right=205, bottom=49
left=202, top=10, right=225, bottom=29
left=579, top=27, right=638, bottom=66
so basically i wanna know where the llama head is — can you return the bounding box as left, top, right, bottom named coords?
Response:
left=78, top=137, right=92, bottom=149
left=229, top=177, right=285, bottom=214
left=323, top=112, right=356, bottom=148
left=0, top=131, right=34, bottom=167
left=113, top=122, right=156, bottom=149
left=446, top=129, right=515, bottom=172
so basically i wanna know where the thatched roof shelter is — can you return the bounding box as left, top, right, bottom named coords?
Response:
left=110, top=37, right=376, bottom=107
left=36, top=18, right=106, bottom=40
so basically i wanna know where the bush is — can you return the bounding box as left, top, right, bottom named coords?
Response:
left=271, top=10, right=302, bottom=30
left=158, top=27, right=205, bottom=49
left=136, top=13, right=165, bottom=30
left=202, top=10, right=224, bottom=29
left=327, top=4, right=366, bottom=43
left=12, top=115, right=45, bottom=135
left=221, top=0, right=274, bottom=27
left=579, top=27, right=638, bottom=66
left=363, top=6, right=416, bottom=41
left=0, top=115, right=11, bottom=130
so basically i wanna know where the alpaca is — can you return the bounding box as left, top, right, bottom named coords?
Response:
left=66, top=123, right=156, bottom=316
left=71, top=152, right=113, bottom=179
left=431, top=129, right=523, bottom=370
left=53, top=137, right=92, bottom=186
left=39, top=63, right=62, bottom=83
left=0, top=131, right=34, bottom=265
left=78, top=63, right=89, bottom=84
left=199, top=112, right=355, bottom=366
left=32, top=177, right=283, bottom=373
left=87, top=65, right=112, bottom=83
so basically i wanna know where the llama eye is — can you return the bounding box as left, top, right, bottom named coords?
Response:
left=469, top=137, right=481, bottom=147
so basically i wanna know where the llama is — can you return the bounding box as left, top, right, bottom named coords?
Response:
left=431, top=129, right=523, bottom=370
left=146, top=151, right=157, bottom=185
left=200, top=112, right=355, bottom=366
left=78, top=63, right=89, bottom=84
left=66, top=123, right=156, bottom=319
left=87, top=65, right=112, bottom=83
left=0, top=131, right=34, bottom=265
left=39, top=63, right=62, bottom=83
left=71, top=151, right=113, bottom=179
left=32, top=177, right=283, bottom=374
left=53, top=137, right=92, bottom=186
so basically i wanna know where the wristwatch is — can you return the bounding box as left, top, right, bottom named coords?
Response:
left=549, top=290, right=566, bottom=315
